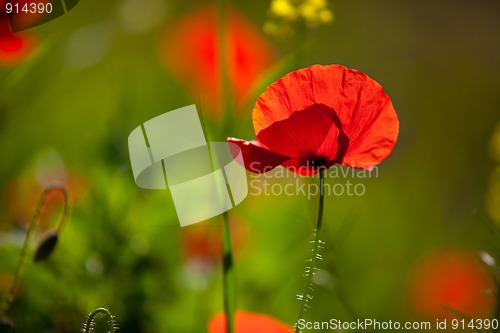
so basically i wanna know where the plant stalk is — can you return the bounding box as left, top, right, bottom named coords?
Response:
left=0, top=183, right=69, bottom=316
left=222, top=211, right=235, bottom=333
left=217, top=0, right=236, bottom=331
left=295, top=168, right=325, bottom=332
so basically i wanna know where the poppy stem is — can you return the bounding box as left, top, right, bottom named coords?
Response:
left=217, top=0, right=234, bottom=136
left=0, top=182, right=69, bottom=317
left=83, top=308, right=116, bottom=333
left=295, top=168, right=325, bottom=333
left=222, top=210, right=235, bottom=333
left=217, top=0, right=236, bottom=332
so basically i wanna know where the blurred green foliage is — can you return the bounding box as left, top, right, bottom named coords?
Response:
left=1, top=0, right=500, bottom=332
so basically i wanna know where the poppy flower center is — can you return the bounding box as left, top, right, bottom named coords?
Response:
left=311, top=156, right=328, bottom=168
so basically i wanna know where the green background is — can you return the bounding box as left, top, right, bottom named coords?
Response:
left=1, top=0, right=499, bottom=332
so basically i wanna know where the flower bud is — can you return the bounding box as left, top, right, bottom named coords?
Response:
left=34, top=231, right=59, bottom=263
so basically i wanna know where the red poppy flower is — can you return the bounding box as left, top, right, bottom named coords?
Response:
left=208, top=310, right=291, bottom=333
left=228, top=64, right=399, bottom=175
left=0, top=8, right=37, bottom=66
left=180, top=215, right=248, bottom=264
left=2, top=166, right=88, bottom=230
left=158, top=5, right=277, bottom=117
left=406, top=248, right=495, bottom=320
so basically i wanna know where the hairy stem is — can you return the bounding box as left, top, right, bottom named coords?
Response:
left=295, top=168, right=325, bottom=332
left=222, top=211, right=235, bottom=333
left=84, top=308, right=116, bottom=333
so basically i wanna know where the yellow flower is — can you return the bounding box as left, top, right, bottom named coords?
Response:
left=309, top=0, right=327, bottom=7
left=263, top=21, right=294, bottom=38
left=298, top=2, right=317, bottom=21
left=318, top=8, right=334, bottom=24
left=270, top=0, right=299, bottom=20
left=265, top=0, right=334, bottom=38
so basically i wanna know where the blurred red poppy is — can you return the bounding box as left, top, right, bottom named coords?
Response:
left=208, top=310, right=291, bottom=333
left=406, top=248, right=495, bottom=320
left=229, top=64, right=399, bottom=175
left=3, top=0, right=51, bottom=31
left=2, top=166, right=88, bottom=230
left=158, top=5, right=277, bottom=117
left=180, top=215, right=248, bottom=264
left=0, top=7, right=37, bottom=67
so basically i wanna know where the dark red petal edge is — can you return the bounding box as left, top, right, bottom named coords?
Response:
left=227, top=137, right=290, bottom=174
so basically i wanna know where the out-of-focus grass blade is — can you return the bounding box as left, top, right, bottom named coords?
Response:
left=440, top=305, right=482, bottom=333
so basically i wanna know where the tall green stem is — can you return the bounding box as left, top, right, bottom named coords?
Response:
left=217, top=0, right=236, bottom=332
left=222, top=211, right=235, bottom=333
left=295, top=168, right=325, bottom=333
left=217, top=0, right=234, bottom=136
left=0, top=182, right=69, bottom=316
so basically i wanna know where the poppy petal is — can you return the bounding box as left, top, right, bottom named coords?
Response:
left=0, top=15, right=36, bottom=66
left=306, top=65, right=398, bottom=167
left=252, top=64, right=398, bottom=168
left=340, top=92, right=398, bottom=168
left=227, top=138, right=290, bottom=173
left=208, top=310, right=291, bottom=333
left=253, top=67, right=316, bottom=135
left=281, top=159, right=320, bottom=176
left=256, top=103, right=349, bottom=165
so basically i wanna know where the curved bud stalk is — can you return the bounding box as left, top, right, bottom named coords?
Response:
left=0, top=182, right=70, bottom=317
left=82, top=308, right=118, bottom=333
